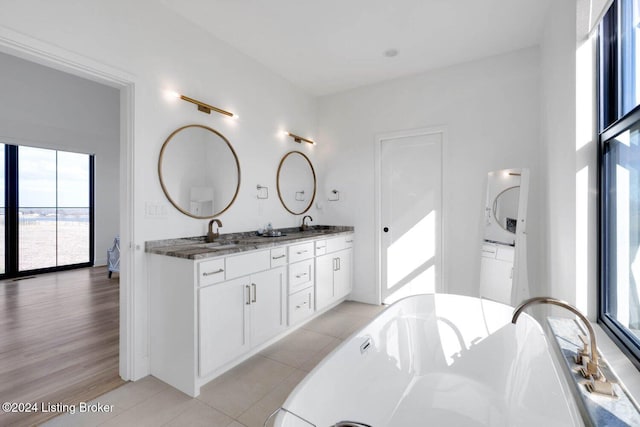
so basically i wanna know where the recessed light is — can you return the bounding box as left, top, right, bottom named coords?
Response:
left=384, top=48, right=399, bottom=58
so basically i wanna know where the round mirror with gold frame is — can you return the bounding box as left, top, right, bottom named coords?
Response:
left=277, top=151, right=316, bottom=215
left=158, top=124, right=241, bottom=219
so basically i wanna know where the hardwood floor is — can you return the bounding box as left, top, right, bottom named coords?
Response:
left=0, top=266, right=124, bottom=426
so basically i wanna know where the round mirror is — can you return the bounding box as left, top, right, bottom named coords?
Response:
left=492, top=185, right=520, bottom=233
left=158, top=124, right=240, bottom=219
left=277, top=151, right=316, bottom=215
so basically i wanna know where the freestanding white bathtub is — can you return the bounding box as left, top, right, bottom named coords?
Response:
left=272, top=294, right=582, bottom=427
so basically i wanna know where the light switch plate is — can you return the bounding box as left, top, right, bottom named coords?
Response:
left=145, top=201, right=168, bottom=219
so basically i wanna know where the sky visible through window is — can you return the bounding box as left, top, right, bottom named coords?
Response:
left=18, top=146, right=89, bottom=208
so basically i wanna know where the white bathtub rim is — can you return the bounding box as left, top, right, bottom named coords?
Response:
left=279, top=293, right=584, bottom=427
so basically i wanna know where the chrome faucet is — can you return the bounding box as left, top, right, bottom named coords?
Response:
left=206, top=219, right=222, bottom=243
left=512, top=296, right=600, bottom=379
left=300, top=215, right=313, bottom=231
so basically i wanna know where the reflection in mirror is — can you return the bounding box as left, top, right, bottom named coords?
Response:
left=158, top=124, right=240, bottom=219
left=492, top=186, right=520, bottom=233
left=479, top=168, right=530, bottom=306
left=483, top=171, right=524, bottom=245
left=277, top=151, right=316, bottom=215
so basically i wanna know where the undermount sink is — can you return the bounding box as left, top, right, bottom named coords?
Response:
left=197, top=241, right=240, bottom=250
left=299, top=227, right=328, bottom=234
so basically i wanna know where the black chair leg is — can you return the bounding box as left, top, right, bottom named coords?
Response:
left=108, top=271, right=112, bottom=279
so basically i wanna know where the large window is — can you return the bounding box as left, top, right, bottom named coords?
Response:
left=599, top=0, right=640, bottom=368
left=0, top=144, right=93, bottom=277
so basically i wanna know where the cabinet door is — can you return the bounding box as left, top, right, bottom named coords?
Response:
left=250, top=266, right=286, bottom=346
left=199, top=277, right=250, bottom=377
left=479, top=257, right=513, bottom=304
left=315, top=253, right=335, bottom=311
left=334, top=248, right=352, bottom=300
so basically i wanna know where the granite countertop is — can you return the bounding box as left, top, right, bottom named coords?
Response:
left=145, top=225, right=354, bottom=260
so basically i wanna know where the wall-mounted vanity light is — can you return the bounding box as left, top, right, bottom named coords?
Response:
left=170, top=91, right=238, bottom=119
left=283, top=131, right=315, bottom=145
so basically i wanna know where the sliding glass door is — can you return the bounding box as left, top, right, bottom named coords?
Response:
left=1, top=144, right=93, bottom=277
left=0, top=145, right=4, bottom=275
left=18, top=146, right=57, bottom=270
left=56, top=151, right=91, bottom=267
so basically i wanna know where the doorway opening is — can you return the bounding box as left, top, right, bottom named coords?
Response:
left=0, top=35, right=135, bottom=424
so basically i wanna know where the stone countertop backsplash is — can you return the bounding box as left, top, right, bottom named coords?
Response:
left=145, top=225, right=354, bottom=260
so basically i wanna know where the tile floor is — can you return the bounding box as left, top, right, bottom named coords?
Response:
left=43, top=301, right=385, bottom=427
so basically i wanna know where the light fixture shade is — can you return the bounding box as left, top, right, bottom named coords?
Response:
left=178, top=94, right=237, bottom=118
left=285, top=131, right=315, bottom=145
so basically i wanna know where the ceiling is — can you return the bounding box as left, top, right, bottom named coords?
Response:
left=161, top=0, right=552, bottom=96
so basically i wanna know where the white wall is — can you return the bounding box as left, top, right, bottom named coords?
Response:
left=539, top=1, right=590, bottom=313
left=0, top=0, right=317, bottom=378
left=0, top=50, right=119, bottom=266
left=316, top=47, right=543, bottom=304
left=539, top=0, right=599, bottom=320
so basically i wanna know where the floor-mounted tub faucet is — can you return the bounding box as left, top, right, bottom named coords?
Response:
left=206, top=219, right=222, bottom=243
left=300, top=215, right=313, bottom=231
left=512, top=297, right=600, bottom=379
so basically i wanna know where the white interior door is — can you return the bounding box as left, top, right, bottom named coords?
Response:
left=379, top=131, right=442, bottom=304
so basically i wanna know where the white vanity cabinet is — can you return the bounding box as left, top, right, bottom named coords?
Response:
left=148, top=230, right=353, bottom=397
left=198, top=250, right=286, bottom=378
left=315, top=235, right=353, bottom=311
left=149, top=249, right=285, bottom=397
left=479, top=242, right=515, bottom=304
left=198, top=265, right=286, bottom=378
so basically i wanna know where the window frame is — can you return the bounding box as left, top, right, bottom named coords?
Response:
left=598, top=0, right=640, bottom=370
left=0, top=144, right=95, bottom=278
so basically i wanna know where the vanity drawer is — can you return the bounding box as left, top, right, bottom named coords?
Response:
left=326, top=234, right=354, bottom=253
left=289, top=259, right=314, bottom=294
left=288, top=241, right=314, bottom=263
left=226, top=250, right=270, bottom=279
left=270, top=247, right=287, bottom=268
left=481, top=244, right=497, bottom=258
left=315, top=240, right=327, bottom=256
left=344, top=234, right=354, bottom=248
left=289, top=287, right=314, bottom=325
left=198, top=258, right=226, bottom=286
